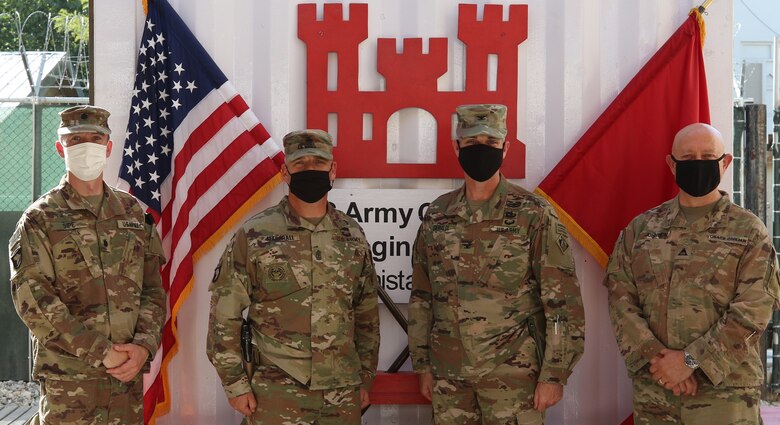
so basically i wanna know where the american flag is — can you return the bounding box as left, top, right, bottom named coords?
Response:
left=118, top=0, right=283, bottom=423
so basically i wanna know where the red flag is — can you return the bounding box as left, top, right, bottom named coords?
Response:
left=535, top=10, right=709, bottom=268
left=119, top=0, right=283, bottom=423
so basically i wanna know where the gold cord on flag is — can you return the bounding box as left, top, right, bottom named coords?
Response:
left=690, top=0, right=713, bottom=46
left=688, top=8, right=707, bottom=47
left=142, top=0, right=148, bottom=15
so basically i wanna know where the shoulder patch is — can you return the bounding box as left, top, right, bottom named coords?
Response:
left=212, top=263, right=222, bottom=282
left=9, top=226, right=21, bottom=248
left=557, top=234, right=569, bottom=253
left=10, top=245, right=22, bottom=271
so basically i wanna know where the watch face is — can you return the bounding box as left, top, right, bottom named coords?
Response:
left=684, top=353, right=699, bottom=369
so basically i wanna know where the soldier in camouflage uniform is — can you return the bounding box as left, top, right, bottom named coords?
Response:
left=8, top=105, right=167, bottom=425
left=408, top=104, right=585, bottom=425
left=207, top=129, right=380, bottom=425
left=605, top=123, right=780, bottom=424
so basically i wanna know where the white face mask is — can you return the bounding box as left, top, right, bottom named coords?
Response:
left=63, top=142, right=107, bottom=181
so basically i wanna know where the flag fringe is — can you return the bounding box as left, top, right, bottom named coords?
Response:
left=535, top=187, right=609, bottom=268
left=689, top=8, right=706, bottom=46
left=147, top=171, right=283, bottom=425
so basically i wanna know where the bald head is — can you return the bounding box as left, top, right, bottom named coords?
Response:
left=671, top=123, right=725, bottom=160
left=666, top=123, right=732, bottom=204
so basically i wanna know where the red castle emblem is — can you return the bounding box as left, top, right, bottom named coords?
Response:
left=298, top=3, right=528, bottom=178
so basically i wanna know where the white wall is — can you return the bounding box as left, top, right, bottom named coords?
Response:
left=93, top=1, right=733, bottom=424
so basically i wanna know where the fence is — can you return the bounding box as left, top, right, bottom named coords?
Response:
left=0, top=96, right=87, bottom=381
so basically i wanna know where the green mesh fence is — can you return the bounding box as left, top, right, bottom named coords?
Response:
left=0, top=101, right=86, bottom=211
left=0, top=104, right=34, bottom=211
left=41, top=106, right=69, bottom=193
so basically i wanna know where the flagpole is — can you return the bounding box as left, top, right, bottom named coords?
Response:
left=698, top=0, right=714, bottom=13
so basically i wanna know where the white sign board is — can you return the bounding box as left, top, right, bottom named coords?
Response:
left=330, top=188, right=450, bottom=304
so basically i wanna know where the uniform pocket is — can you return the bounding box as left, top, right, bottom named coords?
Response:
left=40, top=379, right=100, bottom=425
left=119, top=229, right=145, bottom=286
left=49, top=229, right=97, bottom=294
left=483, top=235, right=531, bottom=297
left=257, top=260, right=303, bottom=300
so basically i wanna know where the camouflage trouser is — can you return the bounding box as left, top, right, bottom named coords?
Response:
left=244, top=364, right=361, bottom=425
left=431, top=344, right=543, bottom=425
left=28, top=376, right=143, bottom=425
left=632, top=375, right=761, bottom=424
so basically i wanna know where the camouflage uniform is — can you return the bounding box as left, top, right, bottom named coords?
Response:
left=409, top=176, right=585, bottom=424
left=9, top=177, right=166, bottom=425
left=206, top=194, right=380, bottom=424
left=605, top=193, right=780, bottom=424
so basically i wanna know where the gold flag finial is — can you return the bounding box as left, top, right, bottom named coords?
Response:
left=698, top=0, right=714, bottom=13
left=142, top=0, right=148, bottom=15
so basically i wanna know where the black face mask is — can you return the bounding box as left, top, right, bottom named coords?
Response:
left=671, top=154, right=725, bottom=197
left=288, top=169, right=332, bottom=203
left=457, top=143, right=504, bottom=182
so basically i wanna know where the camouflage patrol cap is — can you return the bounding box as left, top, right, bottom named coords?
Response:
left=57, top=105, right=112, bottom=136
left=456, top=104, right=507, bottom=140
left=283, top=129, right=334, bottom=162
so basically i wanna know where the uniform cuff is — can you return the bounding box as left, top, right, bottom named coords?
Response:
left=132, top=334, right=159, bottom=359
left=412, top=363, right=432, bottom=375
left=625, top=339, right=665, bottom=374
left=223, top=376, right=252, bottom=399
left=538, top=366, right=572, bottom=385
left=361, top=370, right=376, bottom=390
left=685, top=337, right=723, bottom=385
left=86, top=336, right=113, bottom=369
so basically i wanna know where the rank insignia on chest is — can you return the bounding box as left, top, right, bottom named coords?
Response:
left=676, top=247, right=691, bottom=259
left=460, top=240, right=476, bottom=255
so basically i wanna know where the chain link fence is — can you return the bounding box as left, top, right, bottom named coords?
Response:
left=0, top=97, right=87, bottom=380
left=0, top=97, right=87, bottom=212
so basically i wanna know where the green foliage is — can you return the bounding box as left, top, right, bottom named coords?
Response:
left=53, top=0, right=89, bottom=46
left=0, top=0, right=86, bottom=52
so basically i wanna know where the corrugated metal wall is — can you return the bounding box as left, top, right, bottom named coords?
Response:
left=93, top=1, right=733, bottom=424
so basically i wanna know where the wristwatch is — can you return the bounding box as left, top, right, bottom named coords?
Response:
left=684, top=351, right=699, bottom=369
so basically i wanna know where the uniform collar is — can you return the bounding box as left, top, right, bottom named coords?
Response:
left=280, top=195, right=340, bottom=231
left=666, top=190, right=731, bottom=231
left=58, top=175, right=126, bottom=219
left=445, top=175, right=509, bottom=223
